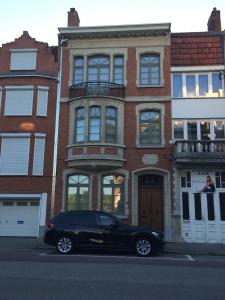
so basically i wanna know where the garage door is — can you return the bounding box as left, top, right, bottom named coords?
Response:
left=0, top=200, right=40, bottom=237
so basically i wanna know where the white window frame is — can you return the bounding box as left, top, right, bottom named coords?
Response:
left=32, top=134, right=46, bottom=176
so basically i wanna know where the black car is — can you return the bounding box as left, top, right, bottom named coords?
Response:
left=44, top=210, right=164, bottom=257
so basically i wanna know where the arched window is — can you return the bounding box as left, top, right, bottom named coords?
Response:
left=140, top=110, right=161, bottom=144
left=75, top=107, right=85, bottom=143
left=140, top=53, right=160, bottom=85
left=102, top=175, right=125, bottom=215
left=89, top=106, right=101, bottom=142
left=67, top=175, right=89, bottom=210
left=87, top=55, right=110, bottom=82
left=105, top=106, right=117, bottom=143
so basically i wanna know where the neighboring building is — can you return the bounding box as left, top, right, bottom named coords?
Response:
left=0, top=32, right=58, bottom=237
left=171, top=8, right=225, bottom=243
left=55, top=8, right=173, bottom=241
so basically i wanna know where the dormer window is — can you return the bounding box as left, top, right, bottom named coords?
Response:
left=10, top=49, right=37, bottom=71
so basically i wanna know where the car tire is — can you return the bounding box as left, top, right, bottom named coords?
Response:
left=56, top=236, right=74, bottom=254
left=135, top=238, right=152, bottom=257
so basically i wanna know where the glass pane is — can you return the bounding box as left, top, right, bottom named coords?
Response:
left=207, top=193, right=215, bottom=221
left=114, top=56, right=123, bottom=66
left=194, top=193, right=202, bottom=220
left=90, top=106, right=101, bottom=117
left=74, top=57, right=84, bottom=67
left=199, top=75, right=208, bottom=96
left=174, top=121, right=184, bottom=139
left=102, top=187, right=113, bottom=212
left=212, top=73, right=222, bottom=93
left=200, top=122, right=210, bottom=140
left=182, top=192, right=190, bottom=220
left=219, top=193, right=225, bottom=221
left=173, top=74, right=182, bottom=97
left=214, top=121, right=225, bottom=139
left=187, top=122, right=197, bottom=140
left=67, top=186, right=89, bottom=210
left=186, top=75, right=196, bottom=97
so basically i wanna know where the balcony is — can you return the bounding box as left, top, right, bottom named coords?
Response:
left=175, top=140, right=225, bottom=166
left=70, top=81, right=125, bottom=99
left=67, top=143, right=126, bottom=171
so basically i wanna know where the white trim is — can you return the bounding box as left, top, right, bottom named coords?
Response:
left=39, top=193, right=47, bottom=226
left=37, top=86, right=49, bottom=91
left=59, top=23, right=171, bottom=34
left=34, top=133, right=46, bottom=138
left=171, top=65, right=224, bottom=72
left=0, top=133, right=31, bottom=137
left=0, top=87, right=2, bottom=114
left=10, top=48, right=38, bottom=53
left=0, top=194, right=41, bottom=199
left=5, top=85, right=34, bottom=90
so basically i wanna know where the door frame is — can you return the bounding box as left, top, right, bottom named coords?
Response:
left=131, top=167, right=172, bottom=241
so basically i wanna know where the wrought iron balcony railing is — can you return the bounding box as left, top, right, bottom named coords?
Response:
left=175, top=140, right=225, bottom=158
left=70, top=81, right=125, bottom=99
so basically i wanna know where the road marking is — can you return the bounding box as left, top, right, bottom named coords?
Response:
left=185, top=255, right=195, bottom=261
left=39, top=252, right=193, bottom=261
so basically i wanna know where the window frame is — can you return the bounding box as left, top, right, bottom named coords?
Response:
left=105, top=106, right=117, bottom=143
left=139, top=53, right=160, bottom=86
left=139, top=109, right=161, bottom=146
left=88, top=105, right=101, bottom=142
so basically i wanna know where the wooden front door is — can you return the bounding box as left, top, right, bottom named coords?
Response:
left=138, top=175, right=164, bottom=231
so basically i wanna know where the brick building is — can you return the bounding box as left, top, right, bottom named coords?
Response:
left=0, top=32, right=58, bottom=236
left=55, top=8, right=173, bottom=241
left=171, top=8, right=225, bottom=242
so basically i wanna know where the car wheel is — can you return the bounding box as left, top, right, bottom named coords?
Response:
left=57, top=236, right=74, bottom=254
left=135, top=238, right=152, bottom=257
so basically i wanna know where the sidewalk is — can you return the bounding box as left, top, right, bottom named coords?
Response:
left=0, top=237, right=224, bottom=256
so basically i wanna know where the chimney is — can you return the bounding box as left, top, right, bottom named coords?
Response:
left=67, top=8, right=80, bottom=27
left=207, top=7, right=221, bottom=32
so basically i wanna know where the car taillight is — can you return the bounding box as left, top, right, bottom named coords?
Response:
left=47, top=222, right=54, bottom=229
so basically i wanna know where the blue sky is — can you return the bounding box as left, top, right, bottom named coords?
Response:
left=1, top=0, right=225, bottom=46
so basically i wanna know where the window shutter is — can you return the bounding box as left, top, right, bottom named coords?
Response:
left=32, top=137, right=45, bottom=175
left=5, top=88, right=33, bottom=116
left=0, top=137, right=30, bottom=175
left=37, top=89, right=48, bottom=116
left=10, top=50, right=37, bottom=70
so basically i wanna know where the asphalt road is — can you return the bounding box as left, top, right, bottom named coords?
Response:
left=0, top=249, right=225, bottom=300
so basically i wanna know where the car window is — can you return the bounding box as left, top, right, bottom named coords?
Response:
left=96, top=213, right=115, bottom=226
left=54, top=212, right=96, bottom=226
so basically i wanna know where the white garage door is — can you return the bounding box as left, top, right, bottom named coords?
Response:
left=0, top=200, right=40, bottom=237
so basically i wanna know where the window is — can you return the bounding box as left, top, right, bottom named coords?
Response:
left=0, top=136, right=30, bottom=175
left=200, top=122, right=210, bottom=140
left=67, top=175, right=89, bottom=210
left=215, top=171, right=225, bottom=188
left=89, top=106, right=101, bottom=142
left=219, top=193, right=225, bottom=221
left=102, top=175, right=125, bottom=215
left=187, top=122, right=197, bottom=140
left=182, top=192, right=190, bottom=220
left=73, top=57, right=84, bottom=85
left=140, top=110, right=161, bottom=145
left=73, top=54, right=124, bottom=85
left=207, top=193, right=215, bottom=221
left=37, top=87, right=48, bottom=116
left=172, top=72, right=223, bottom=98
left=214, top=121, right=225, bottom=139
left=74, top=105, right=119, bottom=144
left=173, top=121, right=184, bottom=139
left=75, top=107, right=85, bottom=143
left=105, top=107, right=117, bottom=143
left=181, top=171, right=191, bottom=188
left=194, top=193, right=202, bottom=220
left=173, top=74, right=182, bottom=97
left=10, top=49, right=37, bottom=70
left=140, top=54, right=160, bottom=85
left=32, top=136, right=45, bottom=176
left=113, top=55, right=124, bottom=84
left=88, top=55, right=110, bottom=82
left=4, top=87, right=33, bottom=116
left=96, top=213, right=116, bottom=227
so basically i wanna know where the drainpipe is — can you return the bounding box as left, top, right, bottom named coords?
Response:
left=50, top=37, right=68, bottom=218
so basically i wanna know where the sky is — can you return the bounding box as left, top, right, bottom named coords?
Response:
left=1, top=0, right=225, bottom=46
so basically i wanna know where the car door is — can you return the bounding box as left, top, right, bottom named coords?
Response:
left=95, top=212, right=132, bottom=249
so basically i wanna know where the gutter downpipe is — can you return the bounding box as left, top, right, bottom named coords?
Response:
left=50, top=37, right=67, bottom=218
